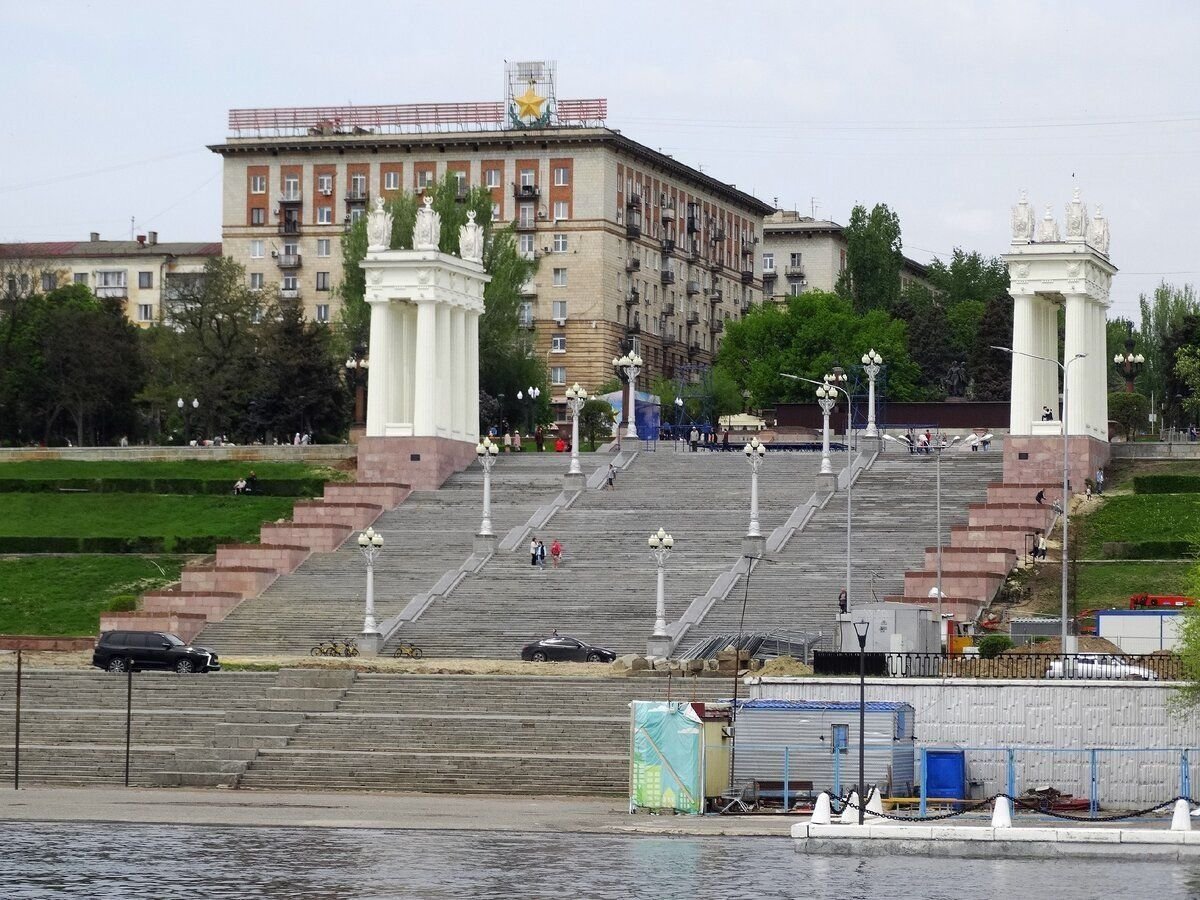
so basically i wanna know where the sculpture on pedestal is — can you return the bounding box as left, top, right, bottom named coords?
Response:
left=367, top=197, right=392, bottom=253
left=1065, top=188, right=1087, bottom=239
left=1011, top=190, right=1035, bottom=242
left=459, top=210, right=484, bottom=265
left=1087, top=206, right=1110, bottom=255
left=414, top=195, right=442, bottom=251
left=1035, top=205, right=1060, bottom=243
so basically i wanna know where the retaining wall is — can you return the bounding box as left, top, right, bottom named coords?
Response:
left=0, top=445, right=356, bottom=463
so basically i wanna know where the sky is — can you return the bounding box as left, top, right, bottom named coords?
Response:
left=3, top=0, right=1199, bottom=321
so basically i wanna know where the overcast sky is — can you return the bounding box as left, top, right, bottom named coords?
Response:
left=4, top=0, right=1198, bottom=320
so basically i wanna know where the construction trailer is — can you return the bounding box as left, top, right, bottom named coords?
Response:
left=1095, top=609, right=1183, bottom=654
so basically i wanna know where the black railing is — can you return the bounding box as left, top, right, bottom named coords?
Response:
left=812, top=651, right=1183, bottom=681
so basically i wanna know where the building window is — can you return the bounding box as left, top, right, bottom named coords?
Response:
left=283, top=241, right=298, bottom=257
left=250, top=240, right=265, bottom=259
left=317, top=239, right=330, bottom=257
left=553, top=200, right=569, bottom=221
left=317, top=206, right=333, bottom=225
left=550, top=366, right=566, bottom=385
left=73, top=272, right=88, bottom=286
left=350, top=173, right=367, bottom=194
left=417, top=170, right=433, bottom=189
left=316, top=272, right=330, bottom=291
left=137, top=303, right=153, bottom=322
left=138, top=271, right=153, bottom=289
left=249, top=272, right=264, bottom=291
left=485, top=168, right=501, bottom=188
left=96, top=270, right=126, bottom=288
left=552, top=268, right=567, bottom=287
left=552, top=234, right=567, bottom=253
left=789, top=281, right=804, bottom=297
left=518, top=301, right=534, bottom=327
left=453, top=171, right=467, bottom=190
left=250, top=174, right=267, bottom=194
left=282, top=275, right=298, bottom=291
left=251, top=207, right=266, bottom=226
left=762, top=252, right=774, bottom=272
left=316, top=304, right=330, bottom=323
left=40, top=272, right=56, bottom=292
left=518, top=233, right=535, bottom=257
left=790, top=252, right=803, bottom=267
left=519, top=203, right=535, bottom=228
left=519, top=168, right=535, bottom=187
left=384, top=170, right=400, bottom=191
left=349, top=208, right=365, bottom=225
left=317, top=174, right=333, bottom=194
left=551, top=334, right=566, bottom=352
left=553, top=166, right=569, bottom=186
left=551, top=299, right=567, bottom=320
left=491, top=202, right=501, bottom=222
left=282, top=175, right=300, bottom=201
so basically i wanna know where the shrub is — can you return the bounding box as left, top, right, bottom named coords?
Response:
left=1133, top=475, right=1200, bottom=495
left=1103, top=541, right=1193, bottom=559
left=107, top=595, right=138, bottom=612
left=977, top=634, right=1014, bottom=659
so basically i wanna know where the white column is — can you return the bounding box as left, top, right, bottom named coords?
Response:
left=390, top=300, right=409, bottom=428
left=412, top=299, right=438, bottom=437
left=1063, top=293, right=1089, bottom=436
left=1095, top=301, right=1110, bottom=440
left=365, top=296, right=392, bottom=437
left=1034, top=297, right=1058, bottom=418
left=435, top=302, right=451, bottom=437
left=466, top=311, right=480, bottom=442
left=1010, top=292, right=1037, bottom=434
left=400, top=303, right=417, bottom=425
left=450, top=305, right=467, bottom=440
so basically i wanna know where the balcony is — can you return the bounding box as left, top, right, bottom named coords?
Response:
left=627, top=314, right=641, bottom=334
left=276, top=253, right=302, bottom=269
left=741, top=269, right=755, bottom=284
left=280, top=288, right=301, bottom=300
left=626, top=194, right=642, bottom=210
left=686, top=311, right=699, bottom=326
left=626, top=221, right=641, bottom=239
left=709, top=289, right=723, bottom=304
left=626, top=288, right=640, bottom=307
left=661, top=205, right=675, bottom=222
left=515, top=218, right=538, bottom=232
left=345, top=188, right=369, bottom=205
left=278, top=220, right=301, bottom=236
left=741, top=238, right=757, bottom=255
left=689, top=241, right=703, bottom=261
left=513, top=183, right=540, bottom=201
left=95, top=285, right=127, bottom=299
left=279, top=191, right=302, bottom=205
left=686, top=280, right=701, bottom=296
left=709, top=319, right=724, bottom=334
left=660, top=270, right=675, bottom=285
left=687, top=342, right=701, bottom=359
left=687, top=216, right=700, bottom=235
left=710, top=258, right=723, bottom=274
left=762, top=269, right=778, bottom=282
left=661, top=238, right=675, bottom=257
left=785, top=264, right=806, bottom=278
left=520, top=279, right=537, bottom=296
left=625, top=258, right=641, bottom=272
left=711, top=226, right=726, bottom=243
left=518, top=316, right=536, bottom=331
left=662, top=302, right=675, bottom=317
left=662, top=334, right=678, bottom=347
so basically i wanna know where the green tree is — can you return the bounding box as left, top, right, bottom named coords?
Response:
left=924, top=249, right=1010, bottom=307
left=835, top=203, right=903, bottom=313
left=1108, top=391, right=1150, bottom=442
left=895, top=285, right=953, bottom=398
left=969, top=292, right=1013, bottom=401
left=1139, top=282, right=1199, bottom=405
left=579, top=398, right=616, bottom=450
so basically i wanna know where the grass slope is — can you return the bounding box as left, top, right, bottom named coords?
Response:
left=0, top=556, right=184, bottom=635
left=0, top=494, right=294, bottom=539
left=0, top=460, right=347, bottom=482
left=1026, top=561, right=1192, bottom=617
left=1080, top=494, right=1200, bottom=557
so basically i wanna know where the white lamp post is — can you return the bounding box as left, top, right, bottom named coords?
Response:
left=357, top=526, right=384, bottom=648
left=564, top=383, right=588, bottom=485
left=815, top=383, right=838, bottom=477
left=176, top=397, right=199, bottom=444
left=861, top=349, right=883, bottom=438
left=743, top=436, right=766, bottom=538
left=647, top=527, right=675, bottom=657
left=612, top=353, right=643, bottom=442
left=475, top=437, right=499, bottom=551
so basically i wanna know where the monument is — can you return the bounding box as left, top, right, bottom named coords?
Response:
left=357, top=197, right=490, bottom=490
left=1002, top=190, right=1116, bottom=488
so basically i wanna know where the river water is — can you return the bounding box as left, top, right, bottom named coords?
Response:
left=2, top=823, right=1198, bottom=899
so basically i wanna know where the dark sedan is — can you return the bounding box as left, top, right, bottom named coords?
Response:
left=520, top=635, right=616, bottom=663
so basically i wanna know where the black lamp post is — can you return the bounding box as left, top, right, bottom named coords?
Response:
left=1111, top=324, right=1144, bottom=394
left=852, top=618, right=870, bottom=824
left=345, top=344, right=369, bottom=428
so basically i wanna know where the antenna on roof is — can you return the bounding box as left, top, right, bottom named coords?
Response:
left=130, top=217, right=135, bottom=240
left=810, top=197, right=820, bottom=219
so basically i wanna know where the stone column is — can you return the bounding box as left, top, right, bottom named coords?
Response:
left=1010, top=292, right=1037, bottom=434
left=450, top=305, right=467, bottom=439
left=412, top=298, right=438, bottom=436
left=365, top=296, right=392, bottom=437
left=390, top=301, right=410, bottom=429
left=399, top=303, right=417, bottom=425
left=1063, top=293, right=1089, bottom=436
left=435, top=302, right=451, bottom=437
left=466, top=311, right=480, bottom=442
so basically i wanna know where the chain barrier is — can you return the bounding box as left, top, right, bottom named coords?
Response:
left=830, top=793, right=1198, bottom=824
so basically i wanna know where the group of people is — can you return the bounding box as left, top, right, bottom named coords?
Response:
left=232, top=471, right=258, bottom=495
left=485, top=426, right=573, bottom=454
left=529, top=537, right=563, bottom=570
left=684, top=427, right=732, bottom=452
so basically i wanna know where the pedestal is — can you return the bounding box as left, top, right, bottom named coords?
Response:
left=646, top=634, right=674, bottom=660
left=815, top=472, right=839, bottom=494
left=1003, top=435, right=1110, bottom=493
left=742, top=534, right=766, bottom=560
left=474, top=533, right=497, bottom=554
left=357, top=436, right=479, bottom=491
left=358, top=630, right=382, bottom=657
left=563, top=471, right=586, bottom=492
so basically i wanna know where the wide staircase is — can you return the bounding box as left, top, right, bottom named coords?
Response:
left=682, top=446, right=1003, bottom=649
left=196, top=454, right=593, bottom=656
left=393, top=448, right=825, bottom=658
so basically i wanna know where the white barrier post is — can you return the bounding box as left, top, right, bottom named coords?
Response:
left=992, top=796, right=1013, bottom=828
left=1171, top=798, right=1192, bottom=832
left=810, top=792, right=832, bottom=825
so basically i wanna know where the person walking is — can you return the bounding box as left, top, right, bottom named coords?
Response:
left=530, top=537, right=539, bottom=567
left=504, top=431, right=513, bottom=453
left=550, top=539, right=562, bottom=568
left=1095, top=467, right=1105, bottom=495
left=537, top=540, right=547, bottom=569
left=722, top=430, right=730, bottom=451
left=1034, top=489, right=1045, bottom=505
left=689, top=426, right=699, bottom=452
left=1036, top=532, right=1048, bottom=561
left=838, top=589, right=848, bottom=614
left=605, top=463, right=617, bottom=490
left=535, top=426, right=545, bottom=452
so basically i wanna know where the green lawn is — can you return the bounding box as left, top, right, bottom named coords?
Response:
left=0, top=494, right=294, bottom=539
left=1080, top=494, right=1200, bottom=557
left=1104, top=459, right=1200, bottom=491
left=0, top=459, right=347, bottom=482
left=1027, top=560, right=1193, bottom=617
left=0, top=555, right=184, bottom=635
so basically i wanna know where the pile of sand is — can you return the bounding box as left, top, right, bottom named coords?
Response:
left=757, top=655, right=814, bottom=677
left=1003, top=636, right=1124, bottom=656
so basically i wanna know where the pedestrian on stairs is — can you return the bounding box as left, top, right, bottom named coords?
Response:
left=550, top=539, right=563, bottom=568
left=605, top=463, right=617, bottom=490
left=530, top=537, right=539, bottom=567
left=537, top=540, right=547, bottom=569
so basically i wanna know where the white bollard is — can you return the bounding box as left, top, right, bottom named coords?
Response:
left=839, top=791, right=860, bottom=824
left=992, top=796, right=1013, bottom=828
left=810, top=792, right=832, bottom=825
left=1171, top=799, right=1192, bottom=832
left=866, top=786, right=885, bottom=818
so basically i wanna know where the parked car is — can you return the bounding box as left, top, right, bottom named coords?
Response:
left=1043, top=654, right=1157, bottom=681
left=520, top=635, right=616, bottom=663
left=92, top=630, right=220, bottom=674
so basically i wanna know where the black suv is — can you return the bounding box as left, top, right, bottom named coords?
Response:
left=92, top=631, right=220, bottom=674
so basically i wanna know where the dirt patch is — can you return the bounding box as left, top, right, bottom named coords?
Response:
left=758, top=656, right=814, bottom=677
left=1003, top=636, right=1125, bottom=655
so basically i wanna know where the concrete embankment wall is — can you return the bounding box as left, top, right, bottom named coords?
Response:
left=0, top=445, right=356, bottom=463
left=751, top=677, right=1200, bottom=806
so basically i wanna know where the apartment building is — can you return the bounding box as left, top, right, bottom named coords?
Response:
left=0, top=233, right=221, bottom=326
left=761, top=210, right=931, bottom=300
left=209, top=102, right=773, bottom=399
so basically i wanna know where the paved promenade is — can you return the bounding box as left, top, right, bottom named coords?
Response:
left=0, top=786, right=793, bottom=837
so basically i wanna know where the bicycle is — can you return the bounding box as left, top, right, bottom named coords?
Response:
left=392, top=642, right=423, bottom=659
left=310, top=640, right=338, bottom=657
left=330, top=637, right=359, bottom=658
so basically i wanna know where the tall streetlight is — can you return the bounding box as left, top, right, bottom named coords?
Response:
left=1113, top=325, right=1144, bottom=394
left=861, top=349, right=883, bottom=438
left=743, top=437, right=766, bottom=555
left=646, top=527, right=675, bottom=657
left=852, top=619, right=870, bottom=825
left=176, top=397, right=198, bottom=444
left=475, top=437, right=499, bottom=552
left=612, top=353, right=644, bottom=442
left=357, top=526, right=384, bottom=651
left=344, top=345, right=369, bottom=428
left=993, top=346, right=1087, bottom=652
left=815, top=382, right=838, bottom=478
left=564, top=382, right=588, bottom=487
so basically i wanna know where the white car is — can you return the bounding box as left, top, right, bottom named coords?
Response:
left=1043, top=654, right=1158, bottom=680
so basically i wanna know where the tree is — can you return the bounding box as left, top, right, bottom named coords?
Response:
left=579, top=398, right=616, bottom=450
left=924, top=249, right=1009, bottom=308
left=1163, top=313, right=1200, bottom=429
left=895, top=284, right=953, bottom=399
left=1108, top=392, right=1149, bottom=442
left=969, top=293, right=1014, bottom=401
left=1175, top=346, right=1200, bottom=427
left=1139, top=282, right=1199, bottom=406
left=835, top=203, right=903, bottom=313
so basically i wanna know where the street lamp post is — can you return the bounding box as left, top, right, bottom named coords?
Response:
left=852, top=619, right=870, bottom=825
left=861, top=349, right=883, bottom=438
left=517, top=386, right=541, bottom=436
left=564, top=383, right=588, bottom=488
left=1112, top=325, right=1144, bottom=394
left=176, top=397, right=199, bottom=444
left=743, top=437, right=766, bottom=556
left=475, top=437, right=499, bottom=552
left=344, top=345, right=369, bottom=428
left=612, top=353, right=644, bottom=442
left=815, top=383, right=838, bottom=478
left=993, top=346, right=1087, bottom=653
left=646, top=527, right=675, bottom=658
left=357, top=526, right=384, bottom=654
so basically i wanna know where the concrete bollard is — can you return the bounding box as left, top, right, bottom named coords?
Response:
left=810, top=792, right=832, bottom=825
left=992, top=796, right=1013, bottom=828
left=866, top=787, right=884, bottom=818
left=1171, top=799, right=1192, bottom=832
left=839, top=791, right=860, bottom=824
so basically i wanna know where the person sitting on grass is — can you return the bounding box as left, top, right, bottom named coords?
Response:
left=233, top=478, right=247, bottom=495
left=246, top=471, right=258, bottom=494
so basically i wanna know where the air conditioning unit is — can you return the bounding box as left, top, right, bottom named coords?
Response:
left=554, top=317, right=566, bottom=326
left=272, top=207, right=280, bottom=216
left=270, top=250, right=278, bottom=258
left=320, top=188, right=332, bottom=196
left=537, top=210, right=547, bottom=219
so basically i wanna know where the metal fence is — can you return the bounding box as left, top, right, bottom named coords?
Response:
left=812, top=651, right=1183, bottom=680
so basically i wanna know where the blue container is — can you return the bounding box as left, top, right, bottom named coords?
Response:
left=924, top=748, right=967, bottom=801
